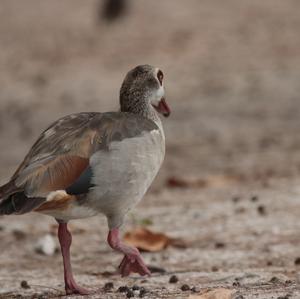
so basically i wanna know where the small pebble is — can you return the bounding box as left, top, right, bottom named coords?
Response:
left=132, top=285, right=140, bottom=291
left=257, top=205, right=267, bottom=215
left=234, top=296, right=244, bottom=299
left=127, top=290, right=135, bottom=298
left=169, top=275, right=179, bottom=283
left=103, top=282, right=114, bottom=291
left=215, top=242, right=225, bottom=249
left=191, top=286, right=197, bottom=292
left=20, top=280, right=30, bottom=289
left=270, top=276, right=280, bottom=283
left=251, top=195, right=259, bottom=202
left=211, top=266, right=218, bottom=272
left=118, top=286, right=130, bottom=293
left=233, top=281, right=240, bottom=287
left=277, top=296, right=290, bottom=299
left=294, top=257, right=300, bottom=265
left=267, top=261, right=273, bottom=266
left=181, top=284, right=190, bottom=291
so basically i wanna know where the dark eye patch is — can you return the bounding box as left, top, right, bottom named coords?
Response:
left=157, top=70, right=163, bottom=86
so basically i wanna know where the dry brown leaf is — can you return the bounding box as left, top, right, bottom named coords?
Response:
left=189, top=288, right=235, bottom=299
left=123, top=227, right=173, bottom=252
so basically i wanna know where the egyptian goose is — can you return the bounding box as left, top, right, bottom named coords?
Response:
left=0, top=65, right=170, bottom=295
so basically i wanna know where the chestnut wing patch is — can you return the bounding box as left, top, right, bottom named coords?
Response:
left=8, top=112, right=158, bottom=198
left=15, top=155, right=89, bottom=197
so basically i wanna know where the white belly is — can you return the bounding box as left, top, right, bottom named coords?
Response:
left=87, top=129, right=165, bottom=218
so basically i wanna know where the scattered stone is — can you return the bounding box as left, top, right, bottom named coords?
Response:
left=127, top=290, right=135, bottom=298
left=118, top=286, right=130, bottom=293
left=233, top=281, right=240, bottom=287
left=191, top=286, right=197, bottom=292
left=20, top=280, right=30, bottom=289
left=211, top=266, right=218, bottom=272
left=103, top=282, right=114, bottom=291
left=267, top=261, right=273, bottom=266
left=234, top=295, right=244, bottom=299
left=294, top=257, right=300, bottom=265
left=277, top=295, right=290, bottom=299
left=285, top=280, right=292, bottom=284
left=270, top=276, right=280, bottom=283
left=169, top=275, right=179, bottom=283
left=101, top=0, right=128, bottom=22
left=257, top=205, right=267, bottom=215
left=140, top=279, right=148, bottom=283
left=215, top=242, right=226, bottom=249
left=132, top=285, right=140, bottom=291
left=251, top=195, right=259, bottom=202
left=181, top=284, right=190, bottom=291
left=34, top=234, right=56, bottom=256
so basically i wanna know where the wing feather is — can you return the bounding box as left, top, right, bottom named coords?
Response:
left=6, top=112, right=158, bottom=198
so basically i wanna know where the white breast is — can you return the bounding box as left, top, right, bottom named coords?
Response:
left=87, top=127, right=165, bottom=218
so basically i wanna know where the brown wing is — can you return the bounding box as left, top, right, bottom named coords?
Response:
left=9, top=112, right=158, bottom=198
left=11, top=112, right=98, bottom=197
left=15, top=155, right=89, bottom=197
left=12, top=112, right=98, bottom=178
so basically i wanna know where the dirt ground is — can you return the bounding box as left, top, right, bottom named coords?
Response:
left=1, top=0, right=300, bottom=298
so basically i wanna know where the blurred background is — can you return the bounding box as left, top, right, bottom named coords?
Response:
left=1, top=1, right=300, bottom=298
left=1, top=0, right=300, bottom=185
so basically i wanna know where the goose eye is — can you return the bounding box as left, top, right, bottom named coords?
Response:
left=157, top=70, right=163, bottom=86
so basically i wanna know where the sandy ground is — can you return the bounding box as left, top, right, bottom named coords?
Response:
left=1, top=0, right=300, bottom=298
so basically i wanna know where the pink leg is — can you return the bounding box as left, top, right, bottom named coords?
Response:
left=107, top=228, right=151, bottom=277
left=57, top=222, right=90, bottom=295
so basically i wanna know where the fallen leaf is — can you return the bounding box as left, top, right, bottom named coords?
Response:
left=189, top=288, right=235, bottom=299
left=123, top=227, right=173, bottom=252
